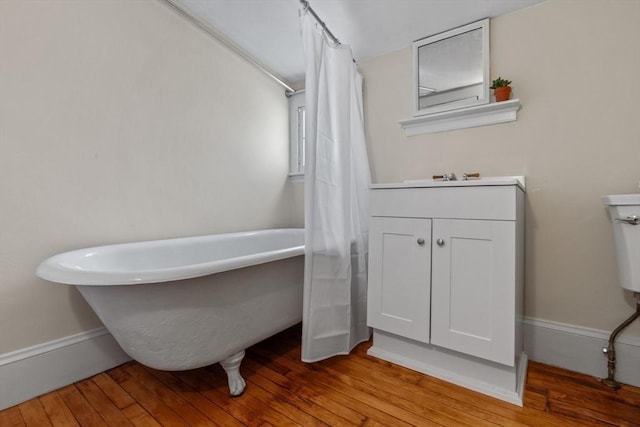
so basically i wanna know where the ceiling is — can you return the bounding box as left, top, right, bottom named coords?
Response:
left=169, top=0, right=544, bottom=86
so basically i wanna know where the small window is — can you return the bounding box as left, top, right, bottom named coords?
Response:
left=296, top=106, right=306, bottom=173
left=289, top=92, right=305, bottom=178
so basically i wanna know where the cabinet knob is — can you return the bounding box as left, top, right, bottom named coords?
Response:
left=417, top=238, right=425, bottom=246
left=436, top=238, right=445, bottom=247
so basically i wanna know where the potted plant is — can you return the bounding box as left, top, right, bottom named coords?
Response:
left=490, top=77, right=512, bottom=102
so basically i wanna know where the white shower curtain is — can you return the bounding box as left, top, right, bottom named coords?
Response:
left=300, top=11, right=371, bottom=362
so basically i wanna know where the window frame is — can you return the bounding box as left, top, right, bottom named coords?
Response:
left=288, top=92, right=305, bottom=179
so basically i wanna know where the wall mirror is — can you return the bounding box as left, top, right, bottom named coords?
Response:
left=413, top=19, right=489, bottom=116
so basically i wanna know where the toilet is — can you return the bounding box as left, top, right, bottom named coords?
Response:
left=602, top=194, right=640, bottom=293
left=601, top=193, right=640, bottom=389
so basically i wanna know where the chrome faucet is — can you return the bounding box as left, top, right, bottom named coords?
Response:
left=433, top=172, right=480, bottom=181
left=432, top=173, right=457, bottom=181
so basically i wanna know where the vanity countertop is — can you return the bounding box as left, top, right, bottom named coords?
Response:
left=371, top=176, right=525, bottom=192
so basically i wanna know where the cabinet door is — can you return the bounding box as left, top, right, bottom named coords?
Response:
left=367, top=217, right=432, bottom=343
left=431, top=219, right=515, bottom=365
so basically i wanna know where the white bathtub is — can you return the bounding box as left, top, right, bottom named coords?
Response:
left=36, top=228, right=304, bottom=396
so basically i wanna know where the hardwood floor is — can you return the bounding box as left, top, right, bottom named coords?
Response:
left=2, top=325, right=639, bottom=426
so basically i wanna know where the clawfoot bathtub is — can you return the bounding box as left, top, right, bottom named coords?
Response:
left=37, top=228, right=304, bottom=396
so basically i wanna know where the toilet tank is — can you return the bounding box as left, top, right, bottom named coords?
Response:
left=602, top=194, right=640, bottom=293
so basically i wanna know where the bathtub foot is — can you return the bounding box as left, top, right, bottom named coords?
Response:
left=220, top=350, right=246, bottom=397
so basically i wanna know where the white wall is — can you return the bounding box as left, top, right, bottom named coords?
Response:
left=2, top=0, right=638, bottom=397
left=360, top=0, right=640, bottom=340
left=0, top=0, right=294, bottom=354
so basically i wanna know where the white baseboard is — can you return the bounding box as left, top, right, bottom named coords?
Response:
left=1, top=317, right=637, bottom=411
left=0, top=327, right=131, bottom=411
left=368, top=330, right=527, bottom=406
left=524, top=317, right=640, bottom=387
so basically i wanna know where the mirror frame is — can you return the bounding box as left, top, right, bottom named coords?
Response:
left=412, top=19, right=490, bottom=117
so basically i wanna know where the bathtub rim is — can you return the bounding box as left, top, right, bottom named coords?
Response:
left=36, top=228, right=304, bottom=286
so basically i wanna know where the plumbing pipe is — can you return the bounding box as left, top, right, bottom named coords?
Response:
left=601, top=292, right=640, bottom=389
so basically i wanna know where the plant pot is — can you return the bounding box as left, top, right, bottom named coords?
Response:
left=494, top=86, right=512, bottom=102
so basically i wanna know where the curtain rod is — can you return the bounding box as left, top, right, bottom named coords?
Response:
left=298, top=0, right=357, bottom=63
left=287, top=0, right=342, bottom=98
left=299, top=0, right=341, bottom=46
left=160, top=0, right=295, bottom=94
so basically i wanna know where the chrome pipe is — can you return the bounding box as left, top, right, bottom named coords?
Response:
left=299, top=0, right=341, bottom=46
left=601, top=292, right=640, bottom=389
left=285, top=88, right=306, bottom=98
left=160, top=0, right=295, bottom=94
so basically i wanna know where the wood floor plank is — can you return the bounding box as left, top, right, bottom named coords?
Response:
left=0, top=405, right=26, bottom=427
left=76, top=378, right=134, bottom=427
left=366, top=346, right=583, bottom=427
left=144, top=367, right=263, bottom=427
left=527, top=363, right=640, bottom=426
left=107, top=365, right=131, bottom=384
left=3, top=324, right=640, bottom=427
left=242, top=369, right=331, bottom=427
left=528, top=361, right=640, bottom=407
left=249, top=345, right=423, bottom=427
left=176, top=368, right=301, bottom=427
left=122, top=363, right=224, bottom=427
left=17, top=398, right=52, bottom=427
left=547, top=389, right=640, bottom=427
left=170, top=369, right=270, bottom=426
left=348, top=338, right=578, bottom=427
left=254, top=338, right=492, bottom=427
left=136, top=363, right=257, bottom=427
left=243, top=353, right=367, bottom=425
left=255, top=330, right=589, bottom=427
left=197, top=367, right=306, bottom=427
left=57, top=385, right=109, bottom=427
left=242, top=356, right=365, bottom=426
left=108, top=366, right=189, bottom=427
left=343, top=344, right=569, bottom=427
left=39, top=392, right=80, bottom=427
left=91, top=372, right=136, bottom=409
left=121, top=404, right=162, bottom=427
left=522, top=385, right=549, bottom=412
left=361, top=419, right=394, bottom=427
left=290, top=358, right=471, bottom=426
left=318, top=353, right=503, bottom=426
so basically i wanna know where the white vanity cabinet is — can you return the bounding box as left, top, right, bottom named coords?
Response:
left=367, top=178, right=526, bottom=405
left=430, top=218, right=516, bottom=365
left=368, top=216, right=432, bottom=343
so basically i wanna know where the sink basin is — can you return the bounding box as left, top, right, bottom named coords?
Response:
left=602, top=194, right=640, bottom=206
left=372, top=176, right=525, bottom=191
